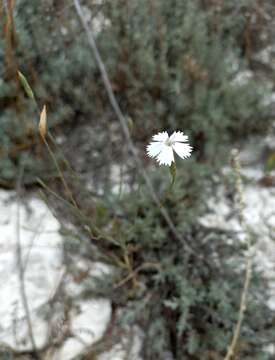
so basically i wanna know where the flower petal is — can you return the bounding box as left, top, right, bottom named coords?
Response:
left=172, top=142, right=193, bottom=159
left=156, top=145, right=174, bottom=166
left=146, top=141, right=163, bottom=158
left=169, top=131, right=188, bottom=143
left=152, top=131, right=169, bottom=142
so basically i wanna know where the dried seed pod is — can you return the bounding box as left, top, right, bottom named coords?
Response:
left=39, top=105, right=47, bottom=139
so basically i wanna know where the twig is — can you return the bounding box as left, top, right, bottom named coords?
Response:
left=16, top=162, right=38, bottom=355
left=38, top=178, right=121, bottom=247
left=224, top=149, right=253, bottom=360
left=114, top=262, right=161, bottom=289
left=73, top=0, right=197, bottom=257
left=22, top=213, right=48, bottom=275
left=42, top=137, right=78, bottom=209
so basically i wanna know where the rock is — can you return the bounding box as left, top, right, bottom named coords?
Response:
left=0, top=191, right=112, bottom=359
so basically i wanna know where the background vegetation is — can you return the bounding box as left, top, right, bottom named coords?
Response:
left=1, top=0, right=275, bottom=359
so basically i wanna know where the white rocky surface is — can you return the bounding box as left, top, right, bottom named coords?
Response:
left=255, top=45, right=275, bottom=71
left=52, top=299, right=111, bottom=360
left=0, top=191, right=63, bottom=351
left=0, top=191, right=111, bottom=359
left=98, top=326, right=143, bottom=360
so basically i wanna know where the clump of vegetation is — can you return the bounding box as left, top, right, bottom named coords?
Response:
left=0, top=0, right=273, bottom=185
left=81, top=164, right=272, bottom=359
left=1, top=0, right=275, bottom=358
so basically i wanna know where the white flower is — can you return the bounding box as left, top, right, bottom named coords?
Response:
left=146, top=131, right=193, bottom=166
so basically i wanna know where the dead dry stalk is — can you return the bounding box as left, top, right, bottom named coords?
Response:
left=224, top=149, right=253, bottom=360
left=16, top=162, right=38, bottom=355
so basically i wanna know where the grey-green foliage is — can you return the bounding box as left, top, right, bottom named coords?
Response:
left=97, top=0, right=271, bottom=155
left=1, top=1, right=275, bottom=358
left=64, top=161, right=275, bottom=359
left=110, top=167, right=275, bottom=359
left=0, top=0, right=97, bottom=185
left=0, top=0, right=273, bottom=185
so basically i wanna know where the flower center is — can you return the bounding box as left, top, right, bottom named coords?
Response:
left=165, top=138, right=172, bottom=146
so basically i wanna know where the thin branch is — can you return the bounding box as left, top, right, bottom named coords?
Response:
left=73, top=0, right=197, bottom=257
left=38, top=179, right=121, bottom=247
left=224, top=256, right=252, bottom=360
left=224, top=149, right=253, bottom=360
left=16, top=163, right=38, bottom=355
left=22, top=213, right=48, bottom=275
left=114, top=262, right=161, bottom=289
left=42, top=137, right=78, bottom=209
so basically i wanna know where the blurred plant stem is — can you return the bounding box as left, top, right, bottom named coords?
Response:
left=224, top=149, right=253, bottom=360
left=16, top=160, right=38, bottom=357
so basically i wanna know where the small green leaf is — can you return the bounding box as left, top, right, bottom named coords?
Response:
left=266, top=152, right=275, bottom=172
left=127, top=116, right=134, bottom=132
left=17, top=70, right=35, bottom=100
left=169, top=162, right=177, bottom=189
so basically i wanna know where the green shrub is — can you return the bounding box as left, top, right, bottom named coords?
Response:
left=0, top=0, right=273, bottom=185
left=96, top=0, right=271, bottom=153
left=99, top=165, right=274, bottom=359
left=1, top=0, right=274, bottom=358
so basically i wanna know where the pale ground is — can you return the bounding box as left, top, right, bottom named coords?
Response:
left=0, top=191, right=112, bottom=359
left=0, top=188, right=142, bottom=359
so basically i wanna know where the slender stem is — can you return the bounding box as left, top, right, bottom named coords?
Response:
left=42, top=137, right=78, bottom=209
left=16, top=163, right=38, bottom=355
left=224, top=149, right=253, bottom=360
left=73, top=0, right=197, bottom=257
